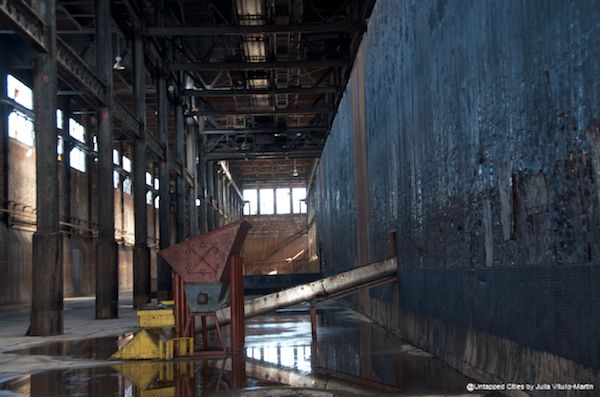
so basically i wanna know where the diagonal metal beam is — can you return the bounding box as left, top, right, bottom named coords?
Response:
left=169, top=59, right=345, bottom=71
left=0, top=0, right=165, bottom=161
left=193, top=107, right=333, bottom=117
left=0, top=0, right=46, bottom=51
left=112, top=99, right=139, bottom=134
left=146, top=22, right=364, bottom=36
left=56, top=37, right=104, bottom=104
left=182, top=86, right=337, bottom=97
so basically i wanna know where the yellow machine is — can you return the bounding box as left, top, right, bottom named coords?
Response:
left=110, top=301, right=193, bottom=360
left=113, top=361, right=195, bottom=397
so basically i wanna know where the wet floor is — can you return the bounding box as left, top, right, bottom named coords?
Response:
left=8, top=335, right=134, bottom=361
left=0, top=308, right=484, bottom=396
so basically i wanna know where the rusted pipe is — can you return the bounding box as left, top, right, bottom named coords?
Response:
left=211, top=257, right=397, bottom=328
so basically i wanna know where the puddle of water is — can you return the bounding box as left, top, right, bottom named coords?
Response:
left=1, top=309, right=488, bottom=396
left=8, top=335, right=133, bottom=360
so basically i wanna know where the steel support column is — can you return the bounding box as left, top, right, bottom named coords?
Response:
left=229, top=255, right=245, bottom=353
left=197, top=137, right=208, bottom=234
left=132, top=29, right=150, bottom=308
left=215, top=168, right=223, bottom=226
left=0, top=60, right=8, bottom=223
left=157, top=72, right=172, bottom=299
left=187, top=121, right=198, bottom=237
left=175, top=102, right=185, bottom=242
left=30, top=0, right=63, bottom=336
left=60, top=99, right=72, bottom=230
left=206, top=161, right=215, bottom=231
left=95, top=0, right=118, bottom=319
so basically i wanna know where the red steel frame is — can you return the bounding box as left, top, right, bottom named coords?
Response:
left=172, top=254, right=246, bottom=356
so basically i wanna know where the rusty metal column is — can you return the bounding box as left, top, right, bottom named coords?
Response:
left=231, top=354, right=247, bottom=389
left=133, top=28, right=150, bottom=308
left=229, top=255, right=245, bottom=353
left=216, top=168, right=223, bottom=226
left=351, top=45, right=370, bottom=310
left=206, top=161, right=215, bottom=231
left=157, top=70, right=172, bottom=300
left=95, top=0, right=118, bottom=319
left=175, top=102, right=185, bottom=242
left=60, top=100, right=72, bottom=231
left=0, top=62, right=7, bottom=223
left=30, top=0, right=63, bottom=335
left=310, top=304, right=317, bottom=341
left=187, top=121, right=198, bottom=237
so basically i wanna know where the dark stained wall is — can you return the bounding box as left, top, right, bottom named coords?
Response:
left=316, top=89, right=357, bottom=276
left=316, top=0, right=600, bottom=384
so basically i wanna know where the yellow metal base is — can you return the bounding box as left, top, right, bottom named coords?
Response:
left=113, top=361, right=194, bottom=397
left=111, top=328, right=194, bottom=360
left=137, top=308, right=175, bottom=328
left=111, top=302, right=193, bottom=360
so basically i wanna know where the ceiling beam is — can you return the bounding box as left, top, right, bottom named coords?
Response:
left=169, top=59, right=345, bottom=71
left=205, top=150, right=323, bottom=161
left=201, top=127, right=327, bottom=135
left=146, top=22, right=364, bottom=36
left=193, top=107, right=333, bottom=117
left=182, top=86, right=336, bottom=97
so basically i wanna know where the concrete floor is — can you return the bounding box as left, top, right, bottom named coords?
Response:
left=0, top=299, right=484, bottom=397
left=0, top=291, right=137, bottom=382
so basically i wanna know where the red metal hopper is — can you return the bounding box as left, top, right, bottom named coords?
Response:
left=158, top=220, right=251, bottom=284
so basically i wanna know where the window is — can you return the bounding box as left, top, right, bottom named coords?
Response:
left=243, top=189, right=258, bottom=215
left=146, top=172, right=153, bottom=186
left=113, top=171, right=120, bottom=188
left=276, top=188, right=291, bottom=214
left=122, top=156, right=132, bottom=172
left=68, top=118, right=86, bottom=172
left=7, top=74, right=33, bottom=110
left=57, top=136, right=64, bottom=156
left=6, top=75, right=34, bottom=147
left=8, top=110, right=34, bottom=146
left=154, top=178, right=159, bottom=190
left=244, top=186, right=306, bottom=215
left=56, top=109, right=63, bottom=129
left=70, top=148, right=86, bottom=172
left=196, top=198, right=201, bottom=206
left=259, top=188, right=274, bottom=215
left=69, top=118, right=85, bottom=142
left=154, top=195, right=159, bottom=209
left=93, top=136, right=98, bottom=152
left=123, top=177, right=132, bottom=194
left=292, top=188, right=307, bottom=214
left=146, top=191, right=153, bottom=204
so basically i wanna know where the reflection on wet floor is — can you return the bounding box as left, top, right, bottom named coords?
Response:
left=8, top=335, right=134, bottom=360
left=1, top=308, right=483, bottom=396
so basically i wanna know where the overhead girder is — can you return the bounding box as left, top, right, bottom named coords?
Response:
left=193, top=107, right=333, bottom=117
left=145, top=22, right=365, bottom=36
left=169, top=60, right=345, bottom=71
left=182, top=86, right=336, bottom=97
